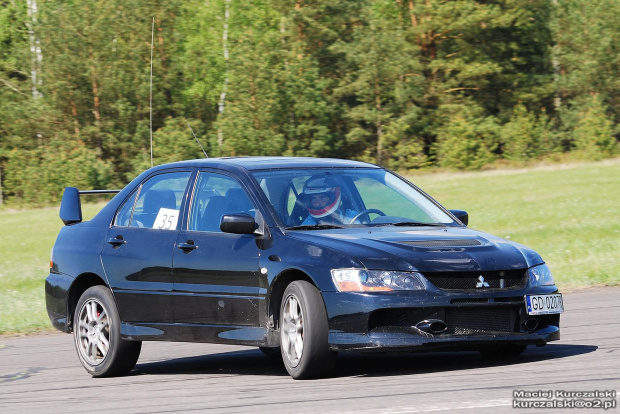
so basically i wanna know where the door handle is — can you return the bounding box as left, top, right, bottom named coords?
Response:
left=106, top=236, right=126, bottom=247
left=177, top=241, right=198, bottom=251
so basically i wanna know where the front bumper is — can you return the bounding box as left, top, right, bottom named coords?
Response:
left=328, top=326, right=560, bottom=351
left=322, top=287, right=561, bottom=351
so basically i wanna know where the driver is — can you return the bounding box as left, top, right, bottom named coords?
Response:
left=301, top=175, right=357, bottom=225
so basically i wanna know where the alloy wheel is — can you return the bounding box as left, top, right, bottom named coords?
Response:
left=76, top=298, right=110, bottom=366
left=281, top=294, right=304, bottom=367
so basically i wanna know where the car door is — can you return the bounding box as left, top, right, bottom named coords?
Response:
left=172, top=171, right=261, bottom=326
left=101, top=171, right=192, bottom=324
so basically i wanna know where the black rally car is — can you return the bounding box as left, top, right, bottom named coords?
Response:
left=45, top=157, right=563, bottom=379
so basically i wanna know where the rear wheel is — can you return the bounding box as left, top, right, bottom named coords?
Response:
left=279, top=281, right=336, bottom=379
left=73, top=286, right=142, bottom=377
left=479, top=344, right=527, bottom=358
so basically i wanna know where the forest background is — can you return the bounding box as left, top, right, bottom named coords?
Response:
left=0, top=0, right=618, bottom=205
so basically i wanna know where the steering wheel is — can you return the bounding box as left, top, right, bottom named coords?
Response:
left=348, top=208, right=386, bottom=224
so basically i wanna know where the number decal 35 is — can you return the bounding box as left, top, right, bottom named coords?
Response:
left=153, top=208, right=180, bottom=230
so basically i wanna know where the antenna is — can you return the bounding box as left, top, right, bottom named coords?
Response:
left=188, top=124, right=209, bottom=158
left=149, top=17, right=155, bottom=167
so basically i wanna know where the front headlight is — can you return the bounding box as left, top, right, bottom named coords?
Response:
left=331, top=269, right=426, bottom=292
left=528, top=264, right=556, bottom=287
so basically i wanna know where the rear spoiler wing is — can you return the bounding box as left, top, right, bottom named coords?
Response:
left=59, top=187, right=121, bottom=225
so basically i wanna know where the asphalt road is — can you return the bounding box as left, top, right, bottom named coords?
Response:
left=1, top=287, right=618, bottom=414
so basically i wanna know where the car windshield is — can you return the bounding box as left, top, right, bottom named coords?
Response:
left=251, top=168, right=455, bottom=229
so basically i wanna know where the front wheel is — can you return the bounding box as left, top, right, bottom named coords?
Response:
left=280, top=281, right=336, bottom=379
left=73, top=286, right=142, bottom=377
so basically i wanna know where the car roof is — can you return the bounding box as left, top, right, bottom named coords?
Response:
left=153, top=157, right=382, bottom=171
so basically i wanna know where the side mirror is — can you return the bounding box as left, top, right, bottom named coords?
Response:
left=220, top=213, right=257, bottom=235
left=449, top=209, right=468, bottom=226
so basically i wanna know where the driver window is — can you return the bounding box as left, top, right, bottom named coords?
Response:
left=189, top=172, right=255, bottom=232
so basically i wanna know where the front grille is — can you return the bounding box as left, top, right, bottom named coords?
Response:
left=450, top=298, right=489, bottom=304
left=400, top=239, right=482, bottom=247
left=368, top=306, right=523, bottom=336
left=423, top=269, right=527, bottom=291
left=446, top=307, right=518, bottom=335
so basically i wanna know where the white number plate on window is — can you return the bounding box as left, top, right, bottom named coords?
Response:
left=525, top=294, right=564, bottom=315
left=153, top=208, right=180, bottom=230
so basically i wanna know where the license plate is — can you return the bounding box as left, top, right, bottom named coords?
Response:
left=525, top=294, right=564, bottom=315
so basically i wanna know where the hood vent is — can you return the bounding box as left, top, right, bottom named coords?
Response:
left=400, top=239, right=482, bottom=247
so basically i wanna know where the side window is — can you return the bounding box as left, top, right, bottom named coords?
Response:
left=115, top=172, right=191, bottom=229
left=188, top=172, right=255, bottom=232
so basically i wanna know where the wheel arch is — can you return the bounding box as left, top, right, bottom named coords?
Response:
left=268, top=269, right=319, bottom=331
left=67, top=273, right=109, bottom=332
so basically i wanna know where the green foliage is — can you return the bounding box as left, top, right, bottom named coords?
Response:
left=3, top=139, right=112, bottom=205
left=152, top=117, right=207, bottom=165
left=434, top=104, right=498, bottom=170
left=332, top=0, right=424, bottom=166
left=382, top=118, right=428, bottom=170
left=572, top=95, right=617, bottom=160
left=213, top=0, right=286, bottom=157
left=0, top=0, right=619, bottom=204
left=552, top=0, right=620, bottom=119
left=34, top=0, right=188, bottom=182
left=501, top=104, right=558, bottom=160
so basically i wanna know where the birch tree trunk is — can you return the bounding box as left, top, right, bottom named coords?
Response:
left=26, top=0, right=43, bottom=99
left=218, top=0, right=231, bottom=148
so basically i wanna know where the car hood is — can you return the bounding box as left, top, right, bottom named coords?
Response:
left=286, top=226, right=543, bottom=272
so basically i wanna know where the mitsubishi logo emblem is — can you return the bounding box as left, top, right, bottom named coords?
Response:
left=476, top=275, right=490, bottom=288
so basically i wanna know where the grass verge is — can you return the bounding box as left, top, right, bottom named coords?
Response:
left=0, top=203, right=104, bottom=335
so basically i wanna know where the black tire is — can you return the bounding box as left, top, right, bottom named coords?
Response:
left=279, top=281, right=336, bottom=379
left=259, top=347, right=281, bottom=358
left=479, top=344, right=527, bottom=358
left=73, top=286, right=142, bottom=377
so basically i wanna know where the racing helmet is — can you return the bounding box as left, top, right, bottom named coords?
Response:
left=302, top=175, right=342, bottom=219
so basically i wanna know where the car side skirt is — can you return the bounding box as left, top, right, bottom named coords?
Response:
left=120, top=322, right=278, bottom=347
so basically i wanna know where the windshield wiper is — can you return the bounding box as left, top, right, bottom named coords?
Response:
left=390, top=221, right=447, bottom=227
left=285, top=224, right=345, bottom=231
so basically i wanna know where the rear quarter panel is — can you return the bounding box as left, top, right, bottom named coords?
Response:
left=52, top=223, right=109, bottom=279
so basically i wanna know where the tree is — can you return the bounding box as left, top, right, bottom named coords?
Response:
left=501, top=103, right=557, bottom=161
left=331, top=0, right=426, bottom=167
left=551, top=0, right=620, bottom=154
left=572, top=94, right=617, bottom=160
left=434, top=102, right=498, bottom=170
left=37, top=0, right=187, bottom=184
left=552, top=0, right=620, bottom=117
left=3, top=139, right=112, bottom=205
left=212, top=0, right=286, bottom=156
left=401, top=0, right=554, bottom=164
